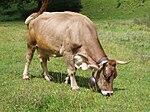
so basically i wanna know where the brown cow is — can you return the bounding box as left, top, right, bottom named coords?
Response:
left=23, top=0, right=128, bottom=96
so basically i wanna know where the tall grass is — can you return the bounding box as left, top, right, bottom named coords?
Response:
left=0, top=19, right=149, bottom=111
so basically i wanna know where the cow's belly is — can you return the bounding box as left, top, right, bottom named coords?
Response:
left=36, top=41, right=62, bottom=58
left=37, top=47, right=62, bottom=58
left=36, top=35, right=63, bottom=57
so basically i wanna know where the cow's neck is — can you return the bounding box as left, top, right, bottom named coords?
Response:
left=86, top=39, right=107, bottom=64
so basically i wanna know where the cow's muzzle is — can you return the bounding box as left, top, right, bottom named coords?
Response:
left=101, top=90, right=113, bottom=96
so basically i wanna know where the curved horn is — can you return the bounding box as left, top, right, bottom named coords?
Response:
left=88, top=60, right=107, bottom=70
left=116, top=60, right=129, bottom=64
left=98, top=60, right=108, bottom=70
left=100, top=60, right=108, bottom=65
left=88, top=65, right=99, bottom=70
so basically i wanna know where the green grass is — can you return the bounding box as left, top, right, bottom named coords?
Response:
left=0, top=0, right=150, bottom=21
left=0, top=0, right=150, bottom=111
left=0, top=19, right=150, bottom=111
left=81, top=0, right=150, bottom=20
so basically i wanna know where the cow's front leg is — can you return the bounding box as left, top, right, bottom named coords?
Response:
left=67, top=69, right=79, bottom=90
left=63, top=52, right=79, bottom=90
left=38, top=54, right=52, bottom=81
left=65, top=67, right=77, bottom=84
left=23, top=44, right=36, bottom=80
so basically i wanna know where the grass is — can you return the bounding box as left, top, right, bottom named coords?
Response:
left=0, top=0, right=150, bottom=21
left=81, top=0, right=150, bottom=20
left=0, top=18, right=150, bottom=111
left=0, top=1, right=150, bottom=111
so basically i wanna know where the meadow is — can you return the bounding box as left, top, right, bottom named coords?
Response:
left=0, top=0, right=150, bottom=111
left=0, top=18, right=149, bottom=111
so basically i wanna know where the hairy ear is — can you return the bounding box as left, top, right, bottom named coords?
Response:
left=116, top=60, right=129, bottom=64
left=81, top=63, right=89, bottom=70
left=74, top=54, right=89, bottom=70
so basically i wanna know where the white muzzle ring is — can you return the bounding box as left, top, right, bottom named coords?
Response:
left=101, top=90, right=113, bottom=96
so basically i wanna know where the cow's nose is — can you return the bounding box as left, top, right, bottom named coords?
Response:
left=106, top=92, right=113, bottom=96
left=101, top=90, right=113, bottom=96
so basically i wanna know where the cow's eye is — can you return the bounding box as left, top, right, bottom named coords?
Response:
left=105, top=76, right=111, bottom=82
left=104, top=73, right=110, bottom=80
left=105, top=64, right=109, bottom=67
left=113, top=64, right=116, bottom=67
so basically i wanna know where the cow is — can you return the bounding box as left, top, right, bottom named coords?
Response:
left=23, top=0, right=128, bottom=96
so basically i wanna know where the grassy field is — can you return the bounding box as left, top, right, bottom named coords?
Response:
left=0, top=0, right=150, bottom=21
left=0, top=18, right=149, bottom=111
left=0, top=0, right=150, bottom=111
left=81, top=0, right=150, bottom=20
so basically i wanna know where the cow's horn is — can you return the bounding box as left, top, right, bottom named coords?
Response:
left=98, top=60, right=108, bottom=70
left=116, top=60, right=129, bottom=64
left=88, top=65, right=99, bottom=70
left=100, top=60, right=108, bottom=65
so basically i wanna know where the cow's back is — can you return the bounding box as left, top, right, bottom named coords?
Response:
left=28, top=11, right=97, bottom=56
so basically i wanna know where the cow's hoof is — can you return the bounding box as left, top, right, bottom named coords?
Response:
left=72, top=87, right=80, bottom=91
left=23, top=76, right=29, bottom=80
left=65, top=76, right=70, bottom=84
left=44, top=75, right=52, bottom=81
left=65, top=79, right=70, bottom=84
left=65, top=80, right=69, bottom=84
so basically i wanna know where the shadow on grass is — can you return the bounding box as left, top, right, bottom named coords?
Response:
left=114, top=88, right=126, bottom=91
left=31, top=71, right=126, bottom=92
left=31, top=71, right=90, bottom=89
left=49, top=71, right=90, bottom=89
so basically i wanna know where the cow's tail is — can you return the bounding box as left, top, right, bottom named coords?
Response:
left=25, top=0, right=49, bottom=24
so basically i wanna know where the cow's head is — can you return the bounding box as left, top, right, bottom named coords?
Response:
left=74, top=55, right=128, bottom=96
left=91, top=59, right=128, bottom=96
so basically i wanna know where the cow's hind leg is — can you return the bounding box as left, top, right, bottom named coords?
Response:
left=38, top=54, right=52, bottom=81
left=63, top=52, right=79, bottom=90
left=23, top=43, right=36, bottom=80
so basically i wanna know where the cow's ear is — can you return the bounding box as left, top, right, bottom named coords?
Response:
left=116, top=60, right=129, bottom=65
left=81, top=63, right=88, bottom=70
